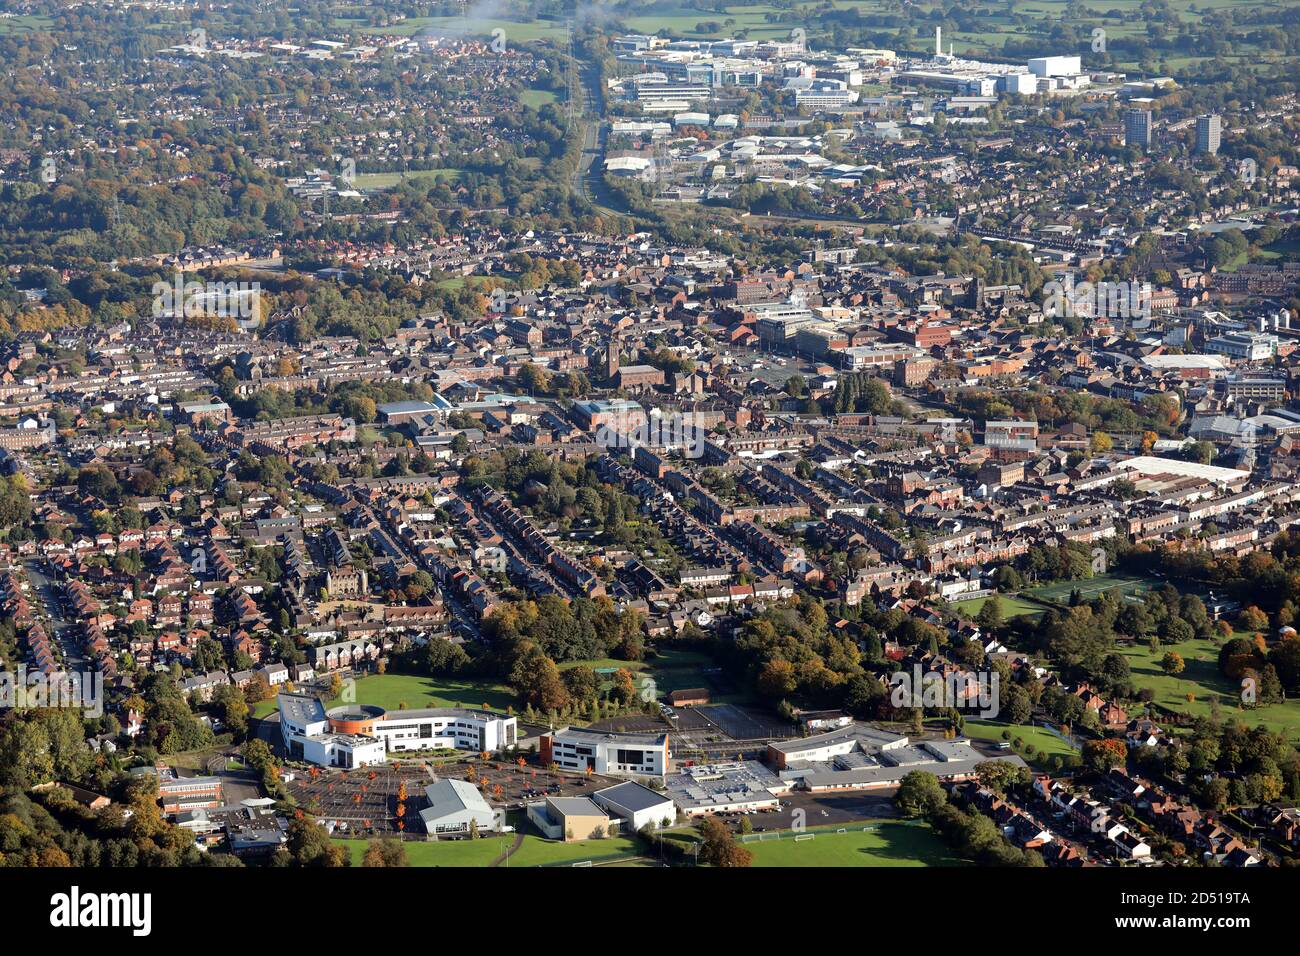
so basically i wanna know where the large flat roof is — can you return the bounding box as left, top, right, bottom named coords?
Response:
left=549, top=726, right=668, bottom=747
left=664, top=760, right=787, bottom=811
left=278, top=693, right=326, bottom=725
left=1113, top=455, right=1249, bottom=484
left=767, top=722, right=905, bottom=757
left=593, top=780, right=674, bottom=814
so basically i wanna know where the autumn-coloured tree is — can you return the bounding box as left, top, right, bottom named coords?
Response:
left=1082, top=737, right=1128, bottom=772
left=1161, top=651, right=1186, bottom=677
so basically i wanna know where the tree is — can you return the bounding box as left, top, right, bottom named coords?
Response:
left=362, top=838, right=409, bottom=867
left=282, top=813, right=349, bottom=867
left=895, top=770, right=946, bottom=818
left=974, top=760, right=1030, bottom=793
left=1004, top=684, right=1032, bottom=725
left=1082, top=738, right=1128, bottom=772
left=1238, top=606, right=1269, bottom=633
left=509, top=648, right=569, bottom=712
left=695, top=817, right=752, bottom=867
left=976, top=594, right=1004, bottom=632
left=1160, top=651, right=1185, bottom=677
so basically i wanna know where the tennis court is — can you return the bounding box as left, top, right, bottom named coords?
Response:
left=1027, top=575, right=1157, bottom=604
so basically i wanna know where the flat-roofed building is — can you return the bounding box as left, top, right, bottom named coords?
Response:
left=277, top=694, right=517, bottom=768
left=540, top=727, right=670, bottom=778
left=664, top=761, right=789, bottom=816
left=526, top=796, right=612, bottom=841
left=592, top=780, right=677, bottom=831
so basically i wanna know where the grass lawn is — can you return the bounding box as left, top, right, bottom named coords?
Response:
left=330, top=673, right=516, bottom=712
left=0, top=14, right=53, bottom=34
left=962, top=718, right=1079, bottom=769
left=362, top=16, right=568, bottom=41
left=742, top=821, right=967, bottom=867
left=557, top=658, right=645, bottom=673
left=519, top=88, right=559, bottom=108
left=951, top=594, right=1050, bottom=620
left=340, top=832, right=642, bottom=867
left=1118, top=636, right=1300, bottom=742
left=354, top=168, right=463, bottom=190
left=503, top=834, right=642, bottom=867
left=251, top=673, right=519, bottom=718
left=337, top=837, right=505, bottom=867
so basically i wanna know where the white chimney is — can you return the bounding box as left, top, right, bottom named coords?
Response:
left=935, top=26, right=941, bottom=57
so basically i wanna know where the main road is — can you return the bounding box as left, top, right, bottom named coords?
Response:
left=568, top=48, right=624, bottom=215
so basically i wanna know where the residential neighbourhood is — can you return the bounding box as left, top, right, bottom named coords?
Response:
left=0, top=1, right=1297, bottom=933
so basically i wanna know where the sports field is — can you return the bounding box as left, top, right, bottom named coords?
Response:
left=337, top=836, right=504, bottom=867
left=519, top=89, right=559, bottom=109
left=1028, top=575, right=1157, bottom=605
left=354, top=168, right=464, bottom=190
left=742, top=821, right=967, bottom=867
left=252, top=672, right=519, bottom=719
left=338, top=833, right=642, bottom=866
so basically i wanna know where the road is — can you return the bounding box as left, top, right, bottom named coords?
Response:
left=25, top=559, right=86, bottom=669
left=568, top=47, right=625, bottom=215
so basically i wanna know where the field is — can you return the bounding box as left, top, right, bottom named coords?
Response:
left=251, top=671, right=517, bottom=719
left=0, top=14, right=53, bottom=34
left=614, top=0, right=1297, bottom=75
left=951, top=594, right=1050, bottom=620
left=337, top=832, right=643, bottom=867
left=1028, top=575, right=1158, bottom=605
left=503, top=834, right=642, bottom=867
left=741, top=821, right=967, bottom=867
left=361, top=16, right=569, bottom=41
left=519, top=89, right=559, bottom=109
left=962, top=718, right=1080, bottom=769
left=331, top=673, right=516, bottom=712
left=354, top=168, right=463, bottom=190
left=558, top=647, right=740, bottom=704
left=1117, top=636, right=1300, bottom=741
left=337, top=836, right=504, bottom=866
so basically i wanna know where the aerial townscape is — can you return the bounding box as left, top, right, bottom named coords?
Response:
left=1, top=0, right=1299, bottom=915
